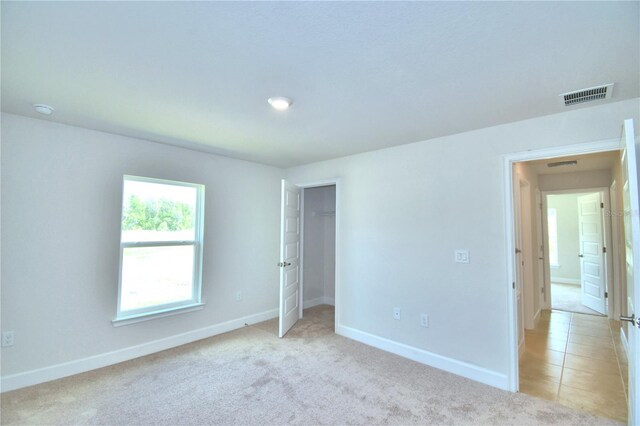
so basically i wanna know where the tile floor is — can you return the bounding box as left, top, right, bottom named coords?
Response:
left=519, top=309, right=628, bottom=423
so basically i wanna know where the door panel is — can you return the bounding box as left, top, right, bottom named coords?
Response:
left=578, top=192, right=606, bottom=314
left=621, top=118, right=640, bottom=425
left=279, top=180, right=301, bottom=337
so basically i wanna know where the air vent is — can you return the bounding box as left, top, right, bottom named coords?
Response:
left=560, top=84, right=613, bottom=106
left=547, top=160, right=578, bottom=168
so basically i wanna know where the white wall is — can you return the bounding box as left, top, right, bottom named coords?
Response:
left=548, top=193, right=581, bottom=283
left=285, top=98, right=640, bottom=384
left=0, top=113, right=282, bottom=381
left=2, top=98, right=638, bottom=391
left=302, top=185, right=335, bottom=306
left=539, top=169, right=612, bottom=191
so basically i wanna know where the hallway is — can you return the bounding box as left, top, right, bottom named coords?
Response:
left=519, top=310, right=628, bottom=422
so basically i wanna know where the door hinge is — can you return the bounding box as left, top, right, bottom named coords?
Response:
left=605, top=291, right=609, bottom=298
left=603, top=247, right=607, bottom=253
left=512, top=282, right=515, bottom=289
left=601, top=202, right=604, bottom=208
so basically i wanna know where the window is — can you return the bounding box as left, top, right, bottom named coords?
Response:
left=115, top=175, right=204, bottom=323
left=547, top=208, right=559, bottom=267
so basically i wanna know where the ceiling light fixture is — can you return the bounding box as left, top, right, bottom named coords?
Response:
left=33, top=104, right=54, bottom=115
left=268, top=96, right=292, bottom=111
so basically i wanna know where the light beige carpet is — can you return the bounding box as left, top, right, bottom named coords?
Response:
left=1, top=305, right=620, bottom=425
left=551, top=283, right=602, bottom=316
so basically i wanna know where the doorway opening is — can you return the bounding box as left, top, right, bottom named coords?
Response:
left=545, top=190, right=610, bottom=316
left=301, top=185, right=336, bottom=314
left=278, top=179, right=339, bottom=338
left=507, top=140, right=633, bottom=423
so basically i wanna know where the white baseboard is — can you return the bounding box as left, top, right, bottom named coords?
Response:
left=303, top=297, right=325, bottom=309
left=551, top=277, right=580, bottom=286
left=303, top=296, right=334, bottom=309
left=336, top=325, right=508, bottom=390
left=1, top=308, right=279, bottom=393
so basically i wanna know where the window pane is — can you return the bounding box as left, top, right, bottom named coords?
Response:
left=120, top=245, right=194, bottom=311
left=121, top=180, right=197, bottom=243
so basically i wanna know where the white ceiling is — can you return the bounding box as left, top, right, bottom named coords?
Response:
left=2, top=2, right=638, bottom=167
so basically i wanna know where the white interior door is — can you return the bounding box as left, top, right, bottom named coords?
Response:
left=620, top=118, right=640, bottom=425
left=578, top=192, right=607, bottom=314
left=279, top=179, right=301, bottom=338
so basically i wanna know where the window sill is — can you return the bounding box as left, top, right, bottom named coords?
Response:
left=112, top=303, right=205, bottom=327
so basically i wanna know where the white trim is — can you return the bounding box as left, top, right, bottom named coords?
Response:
left=1, top=308, right=279, bottom=393
left=504, top=138, right=620, bottom=392
left=610, top=180, right=622, bottom=322
left=551, top=277, right=581, bottom=286
left=112, top=303, right=205, bottom=327
left=299, top=189, right=306, bottom=320
left=303, top=297, right=325, bottom=309
left=337, top=325, right=508, bottom=390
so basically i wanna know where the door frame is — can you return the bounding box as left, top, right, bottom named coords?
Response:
left=540, top=187, right=614, bottom=317
left=292, top=178, right=341, bottom=332
left=503, top=138, right=619, bottom=392
left=513, top=174, right=527, bottom=352
left=610, top=180, right=624, bottom=323
left=535, top=189, right=547, bottom=313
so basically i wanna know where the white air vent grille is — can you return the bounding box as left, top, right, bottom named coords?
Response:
left=547, top=160, right=578, bottom=168
left=560, top=84, right=613, bottom=106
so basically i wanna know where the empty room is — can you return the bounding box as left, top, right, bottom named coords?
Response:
left=1, top=2, right=639, bottom=425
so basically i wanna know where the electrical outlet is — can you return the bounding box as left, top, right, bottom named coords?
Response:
left=235, top=291, right=243, bottom=301
left=420, top=314, right=429, bottom=328
left=2, top=331, right=15, bottom=347
left=393, top=308, right=401, bottom=320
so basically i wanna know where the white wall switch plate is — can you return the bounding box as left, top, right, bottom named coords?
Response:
left=420, top=314, right=429, bottom=328
left=393, top=308, right=401, bottom=320
left=235, top=291, right=243, bottom=301
left=2, top=331, right=15, bottom=347
left=454, top=250, right=470, bottom=263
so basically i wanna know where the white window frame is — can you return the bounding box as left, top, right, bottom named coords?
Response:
left=113, top=175, right=205, bottom=326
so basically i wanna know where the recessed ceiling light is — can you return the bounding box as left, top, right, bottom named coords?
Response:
left=268, top=96, right=292, bottom=111
left=33, top=104, right=54, bottom=115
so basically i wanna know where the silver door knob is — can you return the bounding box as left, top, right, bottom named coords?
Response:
left=620, top=314, right=640, bottom=328
left=515, top=248, right=522, bottom=254
left=579, top=254, right=584, bottom=258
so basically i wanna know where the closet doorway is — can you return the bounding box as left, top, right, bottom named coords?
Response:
left=301, top=185, right=336, bottom=314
